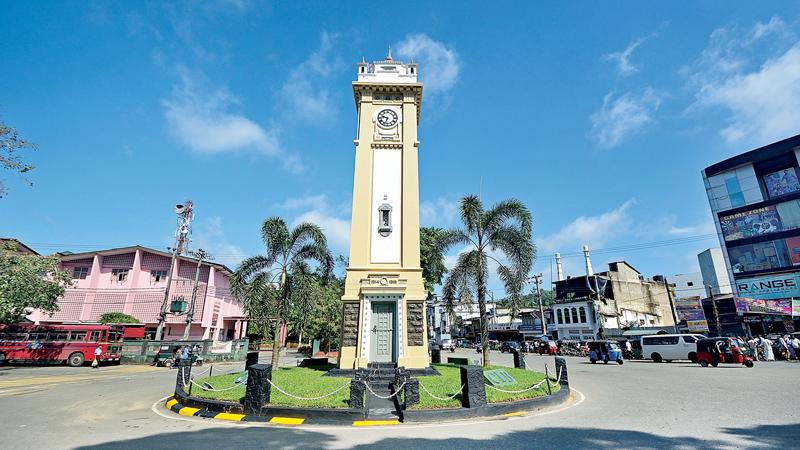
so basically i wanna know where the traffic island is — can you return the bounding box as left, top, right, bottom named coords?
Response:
left=164, top=357, right=572, bottom=426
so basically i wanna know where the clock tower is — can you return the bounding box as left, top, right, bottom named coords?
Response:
left=338, top=50, right=429, bottom=369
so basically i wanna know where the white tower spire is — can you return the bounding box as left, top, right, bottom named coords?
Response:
left=555, top=252, right=564, bottom=281
left=583, top=245, right=594, bottom=276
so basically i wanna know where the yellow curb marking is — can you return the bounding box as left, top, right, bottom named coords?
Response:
left=352, top=419, right=401, bottom=427
left=165, top=399, right=178, bottom=409
left=501, top=411, right=526, bottom=417
left=216, top=413, right=246, bottom=421
left=270, top=417, right=304, bottom=425
left=178, top=406, right=200, bottom=416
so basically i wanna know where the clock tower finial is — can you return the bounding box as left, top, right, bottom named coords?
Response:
left=386, top=45, right=393, bottom=61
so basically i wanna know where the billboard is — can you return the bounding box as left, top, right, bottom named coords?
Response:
left=734, top=298, right=793, bottom=315
left=674, top=297, right=709, bottom=332
left=720, top=206, right=781, bottom=241
left=735, top=273, right=800, bottom=299
left=764, top=168, right=800, bottom=198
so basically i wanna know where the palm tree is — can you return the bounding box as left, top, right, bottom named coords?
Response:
left=440, top=195, right=534, bottom=366
left=231, top=218, right=333, bottom=369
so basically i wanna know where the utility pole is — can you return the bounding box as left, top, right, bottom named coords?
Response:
left=594, top=274, right=605, bottom=340
left=530, top=274, right=547, bottom=336
left=662, top=276, right=679, bottom=333
left=155, top=201, right=194, bottom=341
left=711, top=294, right=721, bottom=337
left=182, top=249, right=212, bottom=340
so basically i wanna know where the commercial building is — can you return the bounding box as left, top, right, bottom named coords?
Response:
left=26, top=245, right=247, bottom=340
left=551, top=246, right=676, bottom=340
left=703, top=133, right=800, bottom=335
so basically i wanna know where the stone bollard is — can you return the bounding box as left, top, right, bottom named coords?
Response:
left=243, top=364, right=272, bottom=414
left=554, top=356, right=569, bottom=386
left=350, top=370, right=367, bottom=410
left=245, top=351, right=259, bottom=370
left=175, top=359, right=192, bottom=395
left=431, top=346, right=441, bottom=364
left=459, top=365, right=486, bottom=408
left=404, top=378, right=420, bottom=408
left=513, top=349, right=526, bottom=369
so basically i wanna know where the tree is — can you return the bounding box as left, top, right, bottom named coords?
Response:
left=231, top=218, right=333, bottom=369
left=98, top=312, right=140, bottom=324
left=420, top=227, right=448, bottom=299
left=440, top=195, right=534, bottom=366
left=1, top=120, right=36, bottom=199
left=0, top=242, right=72, bottom=323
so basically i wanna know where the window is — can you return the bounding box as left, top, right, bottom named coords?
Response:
left=557, top=309, right=563, bottom=324
left=151, top=270, right=168, bottom=283
left=728, top=240, right=791, bottom=273
left=47, top=332, right=68, bottom=341
left=73, top=267, right=89, bottom=279
left=571, top=308, right=579, bottom=323
left=579, top=307, right=587, bottom=323
left=763, top=168, right=800, bottom=199
left=69, top=331, right=87, bottom=341
left=725, top=176, right=745, bottom=207
left=90, top=331, right=104, bottom=342
left=682, top=335, right=698, bottom=343
left=687, top=282, right=694, bottom=287
left=644, top=336, right=680, bottom=346
left=0, top=333, right=28, bottom=341
left=564, top=308, right=571, bottom=324
left=111, top=268, right=129, bottom=282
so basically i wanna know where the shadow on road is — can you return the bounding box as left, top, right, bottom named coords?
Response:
left=74, top=423, right=800, bottom=449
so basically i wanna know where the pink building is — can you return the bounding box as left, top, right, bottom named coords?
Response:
left=28, top=245, right=247, bottom=340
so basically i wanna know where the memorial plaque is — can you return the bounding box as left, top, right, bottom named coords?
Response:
left=406, top=302, right=424, bottom=346
left=483, top=369, right=516, bottom=387
left=342, top=302, right=360, bottom=347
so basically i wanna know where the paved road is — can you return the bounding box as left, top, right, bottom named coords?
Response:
left=1, top=349, right=798, bottom=449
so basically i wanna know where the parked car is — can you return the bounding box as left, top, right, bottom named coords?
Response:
left=440, top=338, right=455, bottom=351
left=500, top=341, right=521, bottom=353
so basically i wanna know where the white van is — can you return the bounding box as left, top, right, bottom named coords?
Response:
left=641, top=334, right=705, bottom=363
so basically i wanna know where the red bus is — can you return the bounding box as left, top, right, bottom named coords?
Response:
left=0, top=324, right=123, bottom=366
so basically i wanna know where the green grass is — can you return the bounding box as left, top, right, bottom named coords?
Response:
left=192, top=364, right=351, bottom=409
left=413, top=364, right=559, bottom=409
left=191, top=363, right=558, bottom=410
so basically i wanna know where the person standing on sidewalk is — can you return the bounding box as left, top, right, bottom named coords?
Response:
left=92, top=345, right=102, bottom=368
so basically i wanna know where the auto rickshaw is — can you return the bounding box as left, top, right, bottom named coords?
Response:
left=155, top=344, right=204, bottom=367
left=695, top=337, right=754, bottom=368
left=588, top=340, right=624, bottom=365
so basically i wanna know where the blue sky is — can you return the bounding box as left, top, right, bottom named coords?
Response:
left=3, top=1, right=800, bottom=294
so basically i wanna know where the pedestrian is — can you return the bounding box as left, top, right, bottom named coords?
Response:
left=785, top=335, right=797, bottom=360
left=92, top=345, right=102, bottom=369
left=792, top=336, right=800, bottom=361
left=181, top=345, right=189, bottom=365
left=762, top=336, right=775, bottom=361
left=778, top=336, right=790, bottom=360
left=748, top=337, right=759, bottom=361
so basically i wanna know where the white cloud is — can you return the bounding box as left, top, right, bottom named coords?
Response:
left=162, top=66, right=303, bottom=173
left=395, top=34, right=460, bottom=96
left=282, top=194, right=351, bottom=254
left=538, top=200, right=635, bottom=254
left=420, top=197, right=460, bottom=227
left=685, top=16, right=800, bottom=144
left=668, top=221, right=716, bottom=235
left=603, top=36, right=650, bottom=76
left=279, top=32, right=341, bottom=124
left=589, top=88, right=665, bottom=148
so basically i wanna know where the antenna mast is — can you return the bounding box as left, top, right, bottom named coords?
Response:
left=155, top=200, right=194, bottom=341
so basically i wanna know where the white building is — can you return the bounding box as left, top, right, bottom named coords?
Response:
left=669, top=272, right=706, bottom=299
left=697, top=247, right=732, bottom=295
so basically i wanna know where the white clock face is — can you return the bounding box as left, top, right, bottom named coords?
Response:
left=376, top=109, right=398, bottom=128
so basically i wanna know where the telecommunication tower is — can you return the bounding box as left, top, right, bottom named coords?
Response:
left=155, top=200, right=195, bottom=341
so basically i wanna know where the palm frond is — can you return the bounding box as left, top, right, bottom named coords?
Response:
left=482, top=198, right=532, bottom=236
left=459, top=195, right=484, bottom=236
left=261, top=217, right=290, bottom=257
